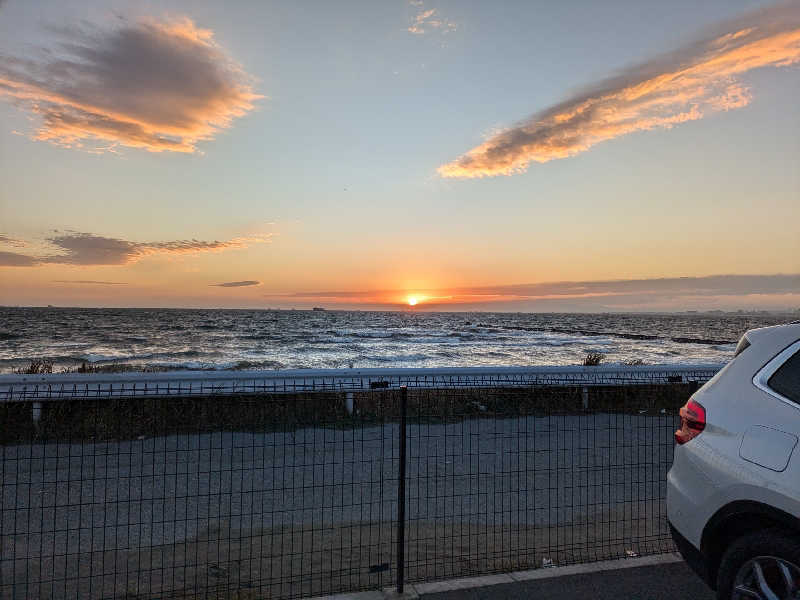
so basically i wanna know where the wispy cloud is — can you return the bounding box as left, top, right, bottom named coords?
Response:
left=0, top=231, right=271, bottom=267
left=211, top=280, right=261, bottom=288
left=439, top=3, right=800, bottom=178
left=0, top=234, right=27, bottom=248
left=408, top=2, right=456, bottom=35
left=0, top=16, right=260, bottom=153
left=53, top=280, right=128, bottom=285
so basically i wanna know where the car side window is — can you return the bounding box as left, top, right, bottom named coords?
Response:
left=768, top=348, right=800, bottom=404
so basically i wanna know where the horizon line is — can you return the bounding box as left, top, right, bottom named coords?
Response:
left=1, top=304, right=798, bottom=315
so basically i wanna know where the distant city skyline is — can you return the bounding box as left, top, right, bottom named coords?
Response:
left=1, top=0, right=798, bottom=311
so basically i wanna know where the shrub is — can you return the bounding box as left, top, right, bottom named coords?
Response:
left=582, top=352, right=604, bottom=366
left=14, top=358, right=54, bottom=375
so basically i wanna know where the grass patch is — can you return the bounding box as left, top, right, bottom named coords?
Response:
left=0, top=384, right=696, bottom=445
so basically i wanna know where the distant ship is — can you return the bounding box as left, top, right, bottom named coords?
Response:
left=312, top=307, right=326, bottom=311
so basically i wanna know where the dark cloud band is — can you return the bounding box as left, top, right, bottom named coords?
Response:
left=274, top=274, right=800, bottom=303
left=211, top=281, right=261, bottom=288
left=0, top=232, right=270, bottom=267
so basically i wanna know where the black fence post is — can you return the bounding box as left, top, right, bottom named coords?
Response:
left=396, top=385, right=407, bottom=594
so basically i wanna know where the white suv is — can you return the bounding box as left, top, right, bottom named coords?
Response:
left=667, top=322, right=800, bottom=599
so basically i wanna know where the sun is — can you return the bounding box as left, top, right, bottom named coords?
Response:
left=407, top=296, right=418, bottom=306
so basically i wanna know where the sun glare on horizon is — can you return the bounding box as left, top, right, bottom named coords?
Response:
left=407, top=296, right=419, bottom=306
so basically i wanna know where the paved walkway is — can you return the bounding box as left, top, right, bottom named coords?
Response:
left=311, top=555, right=714, bottom=600
left=418, top=561, right=712, bottom=599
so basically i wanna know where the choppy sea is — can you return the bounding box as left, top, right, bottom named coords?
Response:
left=0, top=307, right=794, bottom=373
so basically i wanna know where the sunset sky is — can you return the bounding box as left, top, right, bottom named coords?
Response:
left=0, top=0, right=798, bottom=311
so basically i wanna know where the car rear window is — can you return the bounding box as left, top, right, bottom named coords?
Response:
left=768, top=348, right=800, bottom=405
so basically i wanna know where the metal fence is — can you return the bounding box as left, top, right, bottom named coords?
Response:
left=0, top=365, right=720, bottom=599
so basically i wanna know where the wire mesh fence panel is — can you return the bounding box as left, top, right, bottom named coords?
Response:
left=0, top=375, right=704, bottom=599
left=1, top=393, right=399, bottom=600
left=403, top=383, right=689, bottom=582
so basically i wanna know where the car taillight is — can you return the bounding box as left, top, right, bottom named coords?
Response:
left=674, top=398, right=706, bottom=445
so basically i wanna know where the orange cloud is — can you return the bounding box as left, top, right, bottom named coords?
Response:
left=0, top=232, right=271, bottom=267
left=439, top=4, right=800, bottom=178
left=0, top=16, right=260, bottom=153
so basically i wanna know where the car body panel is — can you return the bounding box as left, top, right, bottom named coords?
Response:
left=738, top=425, right=797, bottom=472
left=667, top=323, right=800, bottom=575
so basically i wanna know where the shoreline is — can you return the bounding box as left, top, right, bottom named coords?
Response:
left=3, top=355, right=728, bottom=376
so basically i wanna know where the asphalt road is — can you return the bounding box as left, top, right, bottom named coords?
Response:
left=418, top=562, right=714, bottom=600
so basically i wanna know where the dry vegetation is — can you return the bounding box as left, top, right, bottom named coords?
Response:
left=12, top=358, right=172, bottom=375
left=582, top=352, right=604, bottom=366
left=14, top=358, right=55, bottom=374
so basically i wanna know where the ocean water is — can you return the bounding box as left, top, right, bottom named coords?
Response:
left=0, top=307, right=793, bottom=373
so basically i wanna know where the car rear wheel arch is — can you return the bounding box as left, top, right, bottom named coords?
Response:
left=701, top=500, right=800, bottom=587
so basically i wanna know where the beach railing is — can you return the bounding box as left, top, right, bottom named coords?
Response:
left=0, top=363, right=721, bottom=401
left=0, top=364, right=720, bottom=599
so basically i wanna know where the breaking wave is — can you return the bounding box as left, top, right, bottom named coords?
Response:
left=0, top=307, right=788, bottom=372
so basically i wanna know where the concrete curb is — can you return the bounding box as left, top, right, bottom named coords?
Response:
left=305, top=553, right=684, bottom=599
